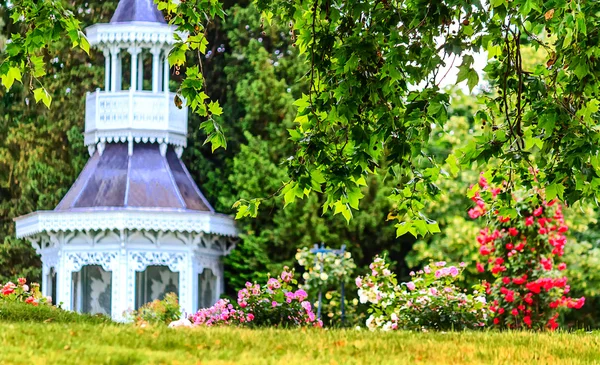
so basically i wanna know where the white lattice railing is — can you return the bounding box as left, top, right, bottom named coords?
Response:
left=85, top=90, right=187, bottom=140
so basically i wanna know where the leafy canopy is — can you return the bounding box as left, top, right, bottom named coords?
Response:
left=3, top=0, right=600, bottom=238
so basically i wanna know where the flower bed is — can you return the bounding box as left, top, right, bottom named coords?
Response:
left=357, top=257, right=490, bottom=331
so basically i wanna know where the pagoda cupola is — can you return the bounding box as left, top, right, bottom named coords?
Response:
left=14, top=0, right=237, bottom=321
left=85, top=0, right=185, bottom=157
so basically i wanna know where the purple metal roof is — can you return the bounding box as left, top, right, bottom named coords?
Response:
left=55, top=143, right=213, bottom=212
left=110, top=0, right=166, bottom=24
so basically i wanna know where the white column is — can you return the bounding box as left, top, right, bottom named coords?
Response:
left=217, top=262, right=224, bottom=303
left=151, top=47, right=161, bottom=93
left=158, top=57, right=163, bottom=92
left=128, top=47, right=140, bottom=92
left=116, top=53, right=122, bottom=91
left=163, top=54, right=170, bottom=93
left=110, top=47, right=120, bottom=92
left=137, top=50, right=144, bottom=91
left=57, top=253, right=72, bottom=311
left=103, top=49, right=110, bottom=92
left=178, top=253, right=194, bottom=317
left=112, top=231, right=133, bottom=321
left=192, top=265, right=199, bottom=312
left=41, top=264, right=49, bottom=297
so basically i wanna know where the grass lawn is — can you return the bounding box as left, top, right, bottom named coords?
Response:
left=1, top=322, right=599, bottom=365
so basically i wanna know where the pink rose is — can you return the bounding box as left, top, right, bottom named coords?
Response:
left=448, top=266, right=459, bottom=277
left=280, top=270, right=293, bottom=283
left=406, top=282, right=416, bottom=291
left=267, top=278, right=281, bottom=290
left=301, top=301, right=312, bottom=312
left=355, top=277, right=362, bottom=287
left=294, top=289, right=308, bottom=302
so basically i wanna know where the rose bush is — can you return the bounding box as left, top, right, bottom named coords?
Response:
left=357, top=256, right=490, bottom=331
left=469, top=174, right=585, bottom=330
left=190, top=266, right=322, bottom=328
left=1, top=278, right=50, bottom=306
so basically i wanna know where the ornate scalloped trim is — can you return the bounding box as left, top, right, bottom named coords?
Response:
left=15, top=210, right=238, bottom=238
left=66, top=251, right=119, bottom=272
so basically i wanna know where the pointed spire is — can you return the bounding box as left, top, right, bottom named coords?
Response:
left=110, top=0, right=166, bottom=24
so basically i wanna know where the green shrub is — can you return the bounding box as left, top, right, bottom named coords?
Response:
left=0, top=301, right=113, bottom=325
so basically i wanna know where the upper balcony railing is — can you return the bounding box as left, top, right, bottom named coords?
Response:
left=84, top=90, right=188, bottom=148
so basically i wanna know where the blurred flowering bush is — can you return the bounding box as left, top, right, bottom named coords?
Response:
left=1, top=278, right=51, bottom=306
left=357, top=257, right=490, bottom=331
left=295, top=247, right=361, bottom=326
left=190, top=266, right=322, bottom=328
left=469, top=174, right=585, bottom=330
left=129, top=292, right=181, bottom=326
left=295, top=247, right=356, bottom=290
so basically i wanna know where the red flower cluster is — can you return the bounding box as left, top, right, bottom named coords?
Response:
left=469, top=176, right=584, bottom=330
left=1, top=278, right=48, bottom=306
left=1, top=282, right=16, bottom=296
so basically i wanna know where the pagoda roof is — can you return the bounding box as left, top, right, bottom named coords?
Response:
left=110, top=0, right=166, bottom=24
left=56, top=143, right=214, bottom=212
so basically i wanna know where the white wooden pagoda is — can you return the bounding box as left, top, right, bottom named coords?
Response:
left=14, top=0, right=237, bottom=321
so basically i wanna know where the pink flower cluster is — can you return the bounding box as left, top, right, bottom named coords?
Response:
left=434, top=263, right=460, bottom=278
left=190, top=299, right=251, bottom=326
left=190, top=266, right=322, bottom=328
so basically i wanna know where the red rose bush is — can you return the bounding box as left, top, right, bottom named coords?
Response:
left=469, top=174, right=585, bottom=330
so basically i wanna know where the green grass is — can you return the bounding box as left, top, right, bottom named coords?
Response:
left=1, top=320, right=599, bottom=364
left=0, top=301, right=113, bottom=325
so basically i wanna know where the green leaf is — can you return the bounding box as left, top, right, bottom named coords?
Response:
left=79, top=32, right=90, bottom=55
left=282, top=182, right=297, bottom=208
left=563, top=28, right=573, bottom=49
left=33, top=87, right=52, bottom=108
left=446, top=154, right=460, bottom=177
left=412, top=220, right=428, bottom=237
left=2, top=67, right=22, bottom=90
left=546, top=182, right=564, bottom=201
left=334, top=201, right=352, bottom=223
left=347, top=185, right=364, bottom=210
left=208, top=101, right=223, bottom=116
left=31, top=56, right=46, bottom=78
left=293, top=94, right=310, bottom=112
left=262, top=11, right=274, bottom=26
left=467, top=70, right=479, bottom=92
left=467, top=184, right=480, bottom=199
left=168, top=43, right=189, bottom=66
left=427, top=223, right=441, bottom=234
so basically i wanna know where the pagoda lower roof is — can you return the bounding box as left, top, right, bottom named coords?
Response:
left=14, top=142, right=237, bottom=238
left=56, top=143, right=213, bottom=212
